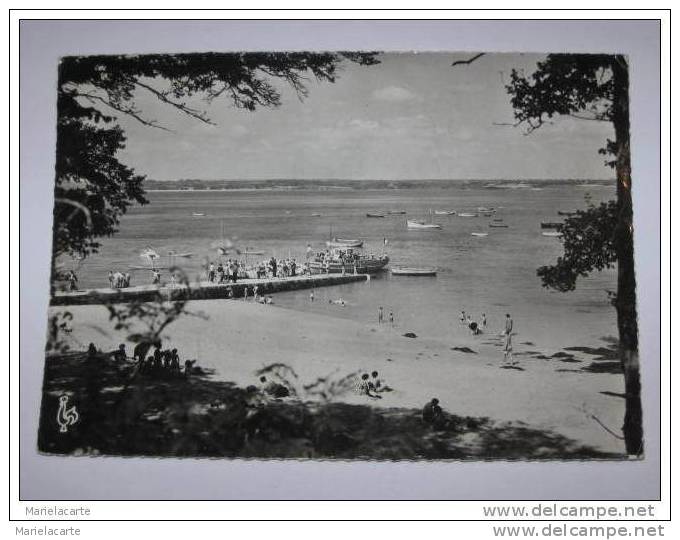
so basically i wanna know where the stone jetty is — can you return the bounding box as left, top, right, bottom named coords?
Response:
left=51, top=273, right=369, bottom=306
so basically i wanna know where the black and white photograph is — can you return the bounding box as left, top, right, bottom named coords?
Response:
left=34, top=44, right=645, bottom=464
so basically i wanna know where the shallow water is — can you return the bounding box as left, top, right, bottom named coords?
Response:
left=68, top=183, right=618, bottom=354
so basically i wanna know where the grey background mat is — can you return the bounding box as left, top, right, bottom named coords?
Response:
left=18, top=19, right=661, bottom=500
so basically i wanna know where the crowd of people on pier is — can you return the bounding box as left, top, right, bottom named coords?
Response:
left=204, top=256, right=313, bottom=284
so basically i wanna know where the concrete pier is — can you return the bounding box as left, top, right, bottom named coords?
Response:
left=51, top=273, right=369, bottom=306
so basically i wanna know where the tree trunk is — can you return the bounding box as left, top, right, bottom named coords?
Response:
left=612, top=56, right=643, bottom=456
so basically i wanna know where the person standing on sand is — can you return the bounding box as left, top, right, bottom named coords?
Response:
left=389, top=311, right=394, bottom=327
left=108, top=270, right=114, bottom=288
left=67, top=270, right=78, bottom=291
left=482, top=313, right=487, bottom=328
left=310, top=290, right=314, bottom=302
left=378, top=306, right=384, bottom=324
left=460, top=310, right=466, bottom=323
left=503, top=313, right=514, bottom=364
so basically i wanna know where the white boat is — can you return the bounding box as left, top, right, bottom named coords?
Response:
left=191, top=212, right=205, bottom=217
left=326, top=238, right=364, bottom=248
left=542, top=231, right=563, bottom=237
left=434, top=210, right=456, bottom=215
left=407, top=219, right=441, bottom=230
left=391, top=266, right=437, bottom=276
left=471, top=232, right=489, bottom=237
left=458, top=212, right=478, bottom=218
left=311, top=213, right=322, bottom=217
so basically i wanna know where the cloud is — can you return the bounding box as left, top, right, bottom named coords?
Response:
left=372, top=86, right=417, bottom=102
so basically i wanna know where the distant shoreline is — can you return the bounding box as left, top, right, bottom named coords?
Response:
left=145, top=178, right=616, bottom=192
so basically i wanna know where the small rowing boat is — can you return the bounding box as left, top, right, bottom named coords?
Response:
left=458, top=212, right=478, bottom=218
left=191, top=212, right=205, bottom=217
left=387, top=210, right=407, bottom=215
left=366, top=213, right=385, bottom=218
left=391, top=266, right=437, bottom=276
left=434, top=210, right=456, bottom=215
left=471, top=232, right=489, bottom=237
left=326, top=238, right=364, bottom=248
left=407, top=219, right=441, bottom=230
left=542, top=231, right=563, bottom=237
left=489, top=223, right=508, bottom=228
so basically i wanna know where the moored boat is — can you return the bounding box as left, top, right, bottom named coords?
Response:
left=471, top=232, right=489, bottom=237
left=542, top=231, right=563, bottom=237
left=326, top=238, right=364, bottom=248
left=387, top=210, right=407, bottom=215
left=407, top=219, right=442, bottom=230
left=434, top=210, right=456, bottom=215
left=366, top=213, right=385, bottom=218
left=489, top=223, right=508, bottom=228
left=309, top=247, right=389, bottom=274
left=458, top=212, right=478, bottom=218
left=391, top=266, right=437, bottom=276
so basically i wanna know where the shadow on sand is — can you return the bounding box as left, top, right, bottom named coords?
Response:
left=38, top=350, right=624, bottom=461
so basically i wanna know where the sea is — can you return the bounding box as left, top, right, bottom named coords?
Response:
left=69, top=181, right=618, bottom=355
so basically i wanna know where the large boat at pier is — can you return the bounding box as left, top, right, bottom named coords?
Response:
left=309, top=247, right=389, bottom=274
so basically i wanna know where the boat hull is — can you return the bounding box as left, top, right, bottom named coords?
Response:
left=391, top=267, right=437, bottom=276
left=407, top=220, right=441, bottom=230
left=309, top=256, right=389, bottom=274
left=326, top=239, right=364, bottom=248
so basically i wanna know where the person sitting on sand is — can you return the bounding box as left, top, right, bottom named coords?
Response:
left=86, top=342, right=98, bottom=360
left=259, top=376, right=291, bottom=398
left=112, top=344, right=127, bottom=363
left=170, top=349, right=180, bottom=371
left=141, top=356, right=153, bottom=374
left=357, top=373, right=382, bottom=399
left=184, top=359, right=196, bottom=378
left=469, top=320, right=480, bottom=335
left=422, top=398, right=441, bottom=424
left=371, top=371, right=393, bottom=393
left=152, top=269, right=161, bottom=285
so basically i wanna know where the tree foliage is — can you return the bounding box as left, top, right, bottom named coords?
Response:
left=54, top=52, right=380, bottom=261
left=505, top=54, right=624, bottom=293
left=507, top=54, right=619, bottom=164
left=537, top=201, right=617, bottom=292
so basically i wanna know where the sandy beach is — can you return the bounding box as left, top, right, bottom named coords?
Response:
left=51, top=298, right=627, bottom=456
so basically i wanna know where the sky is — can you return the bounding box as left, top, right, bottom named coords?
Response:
left=111, top=52, right=615, bottom=181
